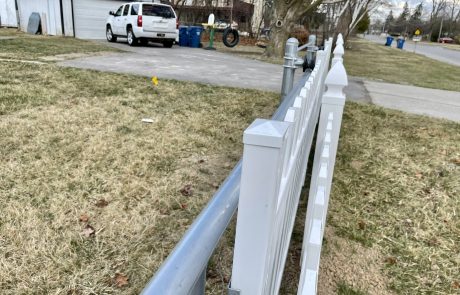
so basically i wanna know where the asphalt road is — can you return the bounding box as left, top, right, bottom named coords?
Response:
left=364, top=34, right=460, bottom=67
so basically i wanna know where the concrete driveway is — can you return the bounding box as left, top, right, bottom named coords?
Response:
left=60, top=41, right=304, bottom=93
left=60, top=40, right=460, bottom=122
left=364, top=35, right=460, bottom=67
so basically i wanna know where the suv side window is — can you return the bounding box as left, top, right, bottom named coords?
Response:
left=123, top=5, right=130, bottom=16
left=115, top=6, right=123, bottom=17
left=131, top=4, right=139, bottom=15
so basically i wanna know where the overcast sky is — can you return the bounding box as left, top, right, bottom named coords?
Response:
left=371, top=0, right=432, bottom=21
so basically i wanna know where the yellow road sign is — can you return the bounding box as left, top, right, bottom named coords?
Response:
left=414, top=29, right=421, bottom=35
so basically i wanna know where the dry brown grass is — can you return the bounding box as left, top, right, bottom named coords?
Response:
left=0, top=59, right=279, bottom=294
left=279, top=102, right=459, bottom=295
left=326, top=103, right=460, bottom=294
left=1, top=29, right=459, bottom=295
left=0, top=28, right=118, bottom=61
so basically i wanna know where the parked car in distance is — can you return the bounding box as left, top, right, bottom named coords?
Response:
left=106, top=1, right=178, bottom=47
left=438, top=37, right=454, bottom=43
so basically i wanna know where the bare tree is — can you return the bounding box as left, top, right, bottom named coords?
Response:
left=447, top=0, right=460, bottom=35
left=429, top=0, right=448, bottom=38
left=333, top=0, right=383, bottom=41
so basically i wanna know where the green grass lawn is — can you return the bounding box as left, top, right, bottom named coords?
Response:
left=344, top=39, right=460, bottom=92
left=0, top=29, right=459, bottom=295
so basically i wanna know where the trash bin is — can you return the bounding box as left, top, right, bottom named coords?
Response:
left=179, top=26, right=189, bottom=47
left=385, top=36, right=394, bottom=46
left=397, top=38, right=405, bottom=49
left=188, top=26, right=203, bottom=48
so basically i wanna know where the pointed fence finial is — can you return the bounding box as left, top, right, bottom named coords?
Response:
left=332, top=43, right=344, bottom=66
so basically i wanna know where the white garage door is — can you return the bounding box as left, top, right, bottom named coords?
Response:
left=73, top=0, right=124, bottom=39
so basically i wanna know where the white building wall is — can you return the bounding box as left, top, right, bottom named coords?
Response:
left=62, top=0, right=74, bottom=36
left=0, top=0, right=18, bottom=27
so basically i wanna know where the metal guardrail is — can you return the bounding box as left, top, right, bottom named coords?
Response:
left=140, top=58, right=313, bottom=295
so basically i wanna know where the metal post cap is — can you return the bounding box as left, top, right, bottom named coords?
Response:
left=286, top=38, right=299, bottom=45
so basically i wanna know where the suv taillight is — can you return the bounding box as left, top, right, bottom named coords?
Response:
left=176, top=20, right=179, bottom=29
left=137, top=15, right=143, bottom=27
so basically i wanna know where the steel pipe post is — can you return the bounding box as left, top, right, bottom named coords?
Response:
left=281, top=38, right=299, bottom=100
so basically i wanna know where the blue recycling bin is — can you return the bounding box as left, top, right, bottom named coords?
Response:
left=188, top=26, right=203, bottom=48
left=179, top=26, right=189, bottom=47
left=385, top=36, right=394, bottom=46
left=397, top=38, right=405, bottom=49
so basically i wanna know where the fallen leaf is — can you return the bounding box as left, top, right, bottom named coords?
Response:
left=114, top=273, right=129, bottom=288
left=96, top=199, right=109, bottom=208
left=415, top=172, right=423, bottom=179
left=384, top=256, right=397, bottom=265
left=358, top=220, right=366, bottom=230
left=180, top=203, right=187, bottom=209
left=79, top=214, right=89, bottom=223
left=198, top=159, right=205, bottom=164
left=452, top=281, right=460, bottom=289
left=81, top=224, right=95, bottom=238
left=451, top=158, right=460, bottom=165
left=180, top=184, right=193, bottom=197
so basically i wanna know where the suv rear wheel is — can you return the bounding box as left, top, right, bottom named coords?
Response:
left=163, top=40, right=174, bottom=48
left=127, top=28, right=137, bottom=46
left=106, top=26, right=117, bottom=43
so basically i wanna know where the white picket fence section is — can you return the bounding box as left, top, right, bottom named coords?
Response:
left=229, top=34, right=348, bottom=295
left=298, top=35, right=348, bottom=295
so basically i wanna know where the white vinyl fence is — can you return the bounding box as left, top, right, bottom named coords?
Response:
left=229, top=34, right=348, bottom=295
left=141, top=34, right=348, bottom=295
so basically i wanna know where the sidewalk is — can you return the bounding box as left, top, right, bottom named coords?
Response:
left=345, top=78, right=460, bottom=122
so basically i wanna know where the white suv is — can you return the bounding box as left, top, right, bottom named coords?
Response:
left=106, top=2, right=178, bottom=47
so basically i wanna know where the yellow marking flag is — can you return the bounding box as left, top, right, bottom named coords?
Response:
left=152, top=76, right=159, bottom=86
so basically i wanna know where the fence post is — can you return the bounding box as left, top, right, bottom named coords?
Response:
left=281, top=38, right=299, bottom=100
left=230, top=119, right=291, bottom=295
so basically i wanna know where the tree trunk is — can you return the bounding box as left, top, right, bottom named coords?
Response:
left=264, top=0, right=319, bottom=58
left=265, top=25, right=290, bottom=57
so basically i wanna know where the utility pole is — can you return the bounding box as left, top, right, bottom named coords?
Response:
left=438, top=18, right=444, bottom=41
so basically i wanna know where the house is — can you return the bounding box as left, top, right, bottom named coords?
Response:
left=1, top=0, right=128, bottom=39
left=1, top=0, right=262, bottom=38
